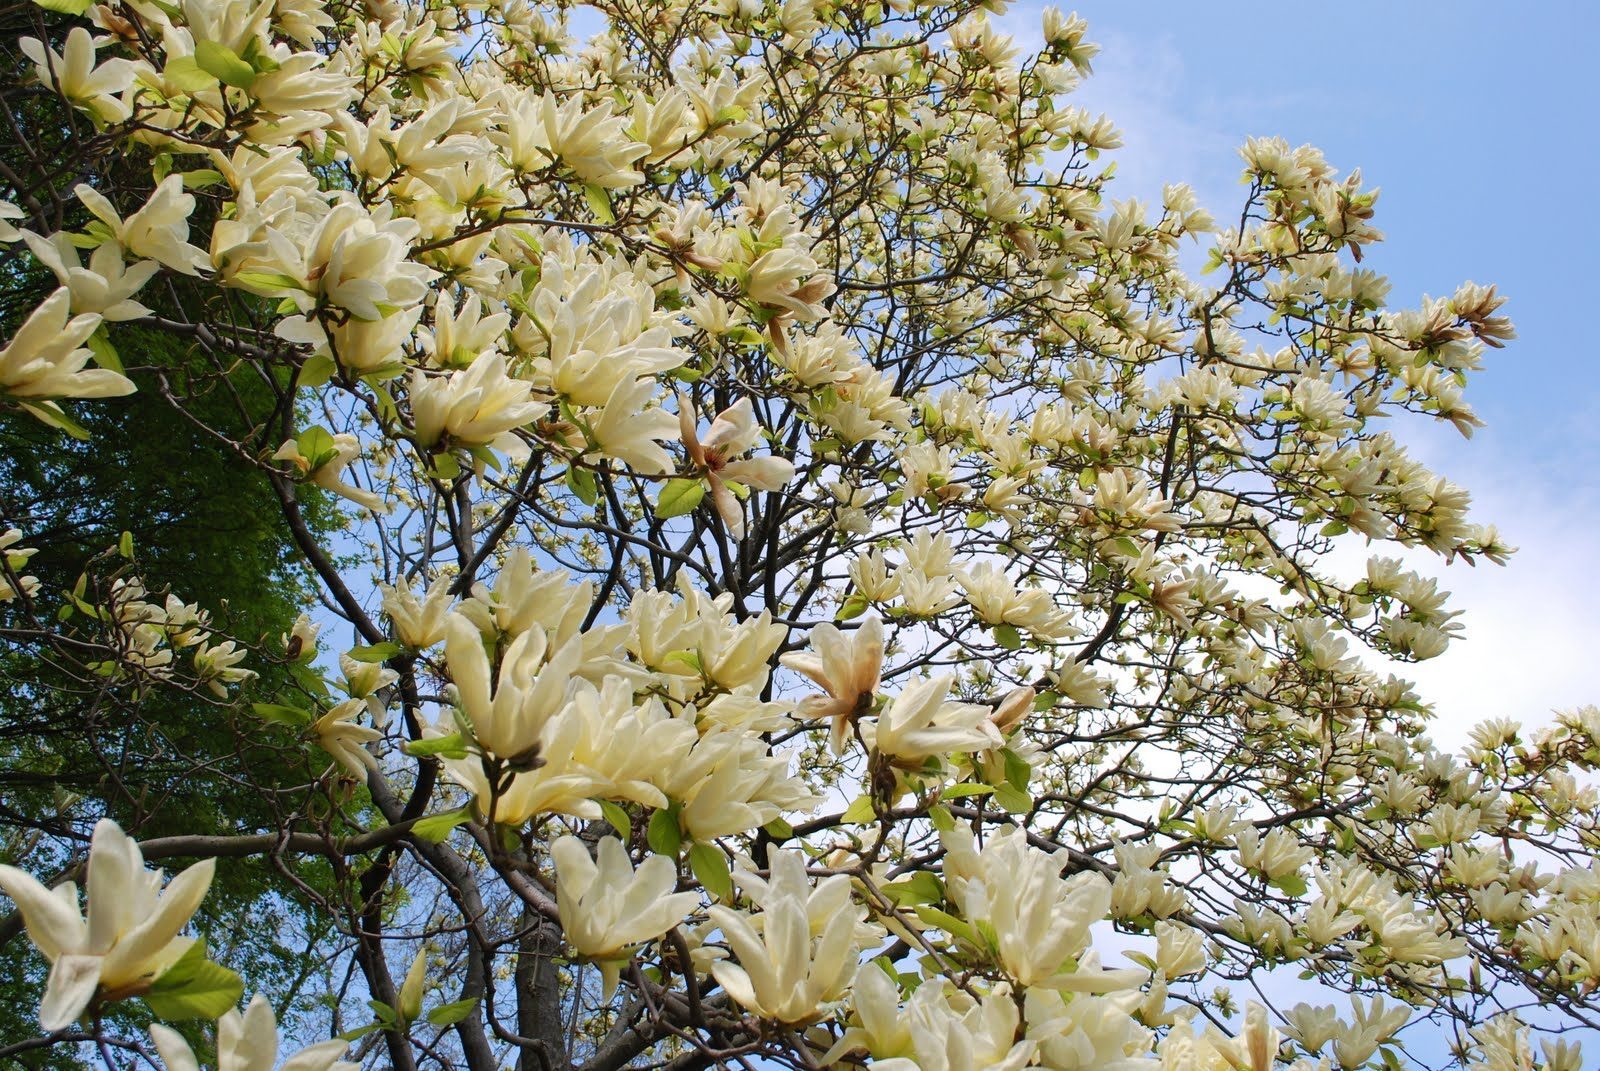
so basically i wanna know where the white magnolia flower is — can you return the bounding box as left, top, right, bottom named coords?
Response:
left=76, top=178, right=210, bottom=276
left=678, top=396, right=795, bottom=538
left=150, top=993, right=355, bottom=1071
left=552, top=835, right=700, bottom=997
left=410, top=355, right=544, bottom=448
left=272, top=432, right=387, bottom=514
left=494, top=91, right=650, bottom=187
left=0, top=199, right=26, bottom=242
left=20, top=28, right=134, bottom=121
left=444, top=611, right=580, bottom=761
left=708, top=856, right=862, bottom=1023
left=866, top=674, right=1001, bottom=763
left=23, top=234, right=158, bottom=321
left=779, top=614, right=883, bottom=754
left=587, top=373, right=679, bottom=473
left=0, top=289, right=131, bottom=407
left=0, top=818, right=215, bottom=1030
left=312, top=698, right=383, bottom=779
left=379, top=573, right=454, bottom=648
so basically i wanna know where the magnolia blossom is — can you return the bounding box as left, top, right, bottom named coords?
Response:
left=444, top=612, right=580, bottom=762
left=552, top=835, right=700, bottom=997
left=866, top=674, right=1002, bottom=763
left=271, top=433, right=386, bottom=513
left=150, top=994, right=355, bottom=1071
left=20, top=28, right=134, bottom=122
left=780, top=614, right=884, bottom=754
left=493, top=91, right=650, bottom=187
left=76, top=178, right=209, bottom=276
left=678, top=395, right=796, bottom=538
left=0, top=819, right=214, bottom=1030
left=1, top=528, right=41, bottom=602
left=379, top=573, right=453, bottom=648
left=708, top=852, right=864, bottom=1023
left=409, top=355, right=544, bottom=448
left=312, top=698, right=382, bottom=778
left=0, top=289, right=132, bottom=410
left=23, top=233, right=158, bottom=321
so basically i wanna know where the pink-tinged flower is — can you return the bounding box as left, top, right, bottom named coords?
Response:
left=678, top=395, right=795, bottom=538
left=779, top=615, right=884, bottom=754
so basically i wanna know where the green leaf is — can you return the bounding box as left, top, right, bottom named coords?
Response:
left=427, top=998, right=479, bottom=1026
left=647, top=806, right=682, bottom=857
left=689, top=841, right=732, bottom=900
left=1001, top=749, right=1031, bottom=792
left=940, top=783, right=994, bottom=799
left=195, top=40, right=257, bottom=89
left=180, top=169, right=225, bottom=189
left=600, top=800, right=631, bottom=839
left=882, top=871, right=943, bottom=907
left=913, top=905, right=975, bottom=944
left=412, top=807, right=473, bottom=844
left=338, top=1022, right=384, bottom=1042
left=761, top=816, right=794, bottom=840
left=928, top=804, right=955, bottom=832
left=232, top=270, right=304, bottom=294
left=117, top=530, right=135, bottom=560
left=1269, top=872, right=1309, bottom=898
left=347, top=642, right=402, bottom=663
left=661, top=649, right=702, bottom=674
left=992, top=624, right=1022, bottom=650
left=297, top=426, right=337, bottom=469
left=583, top=184, right=615, bottom=224
left=86, top=326, right=123, bottom=373
left=22, top=401, right=90, bottom=440
left=992, top=784, right=1031, bottom=813
left=566, top=465, right=598, bottom=506
left=655, top=478, right=705, bottom=519
left=404, top=733, right=468, bottom=759
left=144, top=942, right=244, bottom=1020
left=299, top=353, right=336, bottom=388
left=430, top=452, right=462, bottom=481
left=841, top=795, right=877, bottom=824
left=836, top=592, right=869, bottom=621
left=252, top=702, right=312, bottom=727
left=33, top=0, right=93, bottom=15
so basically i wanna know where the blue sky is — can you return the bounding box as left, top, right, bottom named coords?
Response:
left=992, top=0, right=1600, bottom=746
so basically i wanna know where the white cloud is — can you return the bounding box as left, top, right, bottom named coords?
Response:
left=1392, top=429, right=1600, bottom=750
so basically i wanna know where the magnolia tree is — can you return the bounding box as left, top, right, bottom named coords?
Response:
left=1, top=0, right=1597, bottom=1069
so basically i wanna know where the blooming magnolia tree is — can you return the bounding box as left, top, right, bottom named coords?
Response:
left=1, top=0, right=1596, bottom=1069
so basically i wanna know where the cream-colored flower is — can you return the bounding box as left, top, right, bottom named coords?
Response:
left=0, top=289, right=130, bottom=407
left=779, top=614, right=883, bottom=754
left=23, top=234, right=157, bottom=321
left=708, top=855, right=862, bottom=1023
left=677, top=395, right=795, bottom=537
left=312, top=698, right=383, bottom=779
left=410, top=355, right=544, bottom=448
left=76, top=178, right=209, bottom=276
left=553, top=835, right=700, bottom=997
left=150, top=993, right=355, bottom=1071
left=0, top=819, right=215, bottom=1030
left=444, top=612, right=580, bottom=763
left=379, top=573, right=454, bottom=648
left=866, top=674, right=1001, bottom=763
left=20, top=28, right=134, bottom=122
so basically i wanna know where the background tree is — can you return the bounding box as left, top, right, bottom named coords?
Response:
left=0, top=1, right=1595, bottom=1071
left=0, top=13, right=343, bottom=1062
